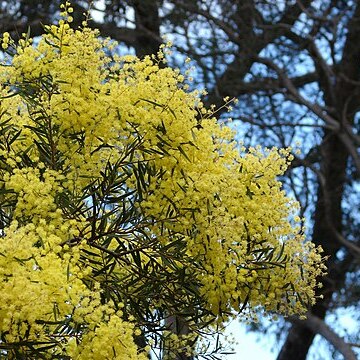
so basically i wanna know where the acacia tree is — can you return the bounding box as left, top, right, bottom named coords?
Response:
left=0, top=5, right=325, bottom=360
left=2, top=1, right=360, bottom=359
left=43, top=1, right=359, bottom=359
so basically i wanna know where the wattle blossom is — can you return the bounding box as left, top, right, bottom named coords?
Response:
left=0, top=4, right=325, bottom=358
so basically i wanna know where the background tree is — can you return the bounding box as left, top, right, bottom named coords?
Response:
left=1, top=1, right=360, bottom=359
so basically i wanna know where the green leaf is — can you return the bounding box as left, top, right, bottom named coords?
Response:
left=177, top=145, right=191, bottom=162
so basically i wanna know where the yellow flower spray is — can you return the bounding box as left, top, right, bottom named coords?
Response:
left=0, top=3, right=325, bottom=358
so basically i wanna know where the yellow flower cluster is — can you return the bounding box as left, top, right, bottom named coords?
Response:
left=1, top=32, right=10, bottom=50
left=0, top=5, right=325, bottom=358
left=0, top=220, right=147, bottom=359
left=67, top=312, right=143, bottom=360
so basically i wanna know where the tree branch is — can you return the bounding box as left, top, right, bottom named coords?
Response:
left=289, top=314, right=358, bottom=360
left=255, top=56, right=340, bottom=130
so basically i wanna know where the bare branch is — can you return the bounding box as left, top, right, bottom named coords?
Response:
left=255, top=56, right=340, bottom=130
left=222, top=71, right=319, bottom=96
left=337, top=131, right=360, bottom=175
left=171, top=0, right=240, bottom=45
left=289, top=314, right=358, bottom=360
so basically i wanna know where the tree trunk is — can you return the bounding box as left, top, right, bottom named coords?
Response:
left=132, top=0, right=162, bottom=57
left=163, top=315, right=193, bottom=360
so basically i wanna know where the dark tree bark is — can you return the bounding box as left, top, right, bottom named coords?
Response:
left=131, top=0, right=162, bottom=57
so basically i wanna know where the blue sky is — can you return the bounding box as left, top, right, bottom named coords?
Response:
left=224, top=321, right=275, bottom=360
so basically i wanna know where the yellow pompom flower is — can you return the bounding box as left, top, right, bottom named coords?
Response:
left=0, top=5, right=325, bottom=358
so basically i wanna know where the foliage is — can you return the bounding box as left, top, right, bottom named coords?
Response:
left=0, top=4, right=325, bottom=359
